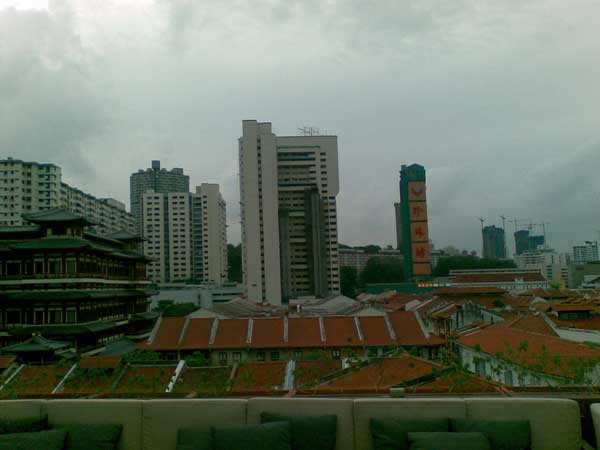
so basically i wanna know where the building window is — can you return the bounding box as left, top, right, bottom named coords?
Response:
left=474, top=359, right=486, bottom=377
left=256, top=351, right=265, bottom=361
left=218, top=352, right=227, bottom=363
left=504, top=370, right=514, bottom=385
left=332, top=349, right=341, bottom=359
left=293, top=350, right=303, bottom=360
left=66, top=310, right=76, bottom=324
left=233, top=352, right=242, bottom=362
left=270, top=351, right=280, bottom=361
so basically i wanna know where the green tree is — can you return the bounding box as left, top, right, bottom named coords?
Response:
left=433, top=256, right=516, bottom=277
left=227, top=244, right=242, bottom=283
left=360, top=256, right=404, bottom=285
left=153, top=301, right=199, bottom=317
left=340, top=266, right=358, bottom=298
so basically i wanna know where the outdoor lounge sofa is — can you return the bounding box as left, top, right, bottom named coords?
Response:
left=0, top=397, right=591, bottom=450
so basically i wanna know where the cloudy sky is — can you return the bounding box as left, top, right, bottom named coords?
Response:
left=1, top=0, right=599, bottom=254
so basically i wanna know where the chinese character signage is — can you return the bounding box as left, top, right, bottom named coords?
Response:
left=408, top=181, right=426, bottom=201
left=407, top=180, right=431, bottom=276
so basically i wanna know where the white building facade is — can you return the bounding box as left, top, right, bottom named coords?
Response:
left=572, top=241, right=599, bottom=265
left=142, top=186, right=227, bottom=284
left=0, top=158, right=135, bottom=235
left=239, top=120, right=340, bottom=305
left=514, top=249, right=570, bottom=287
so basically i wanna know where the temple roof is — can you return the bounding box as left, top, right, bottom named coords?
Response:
left=1, top=335, right=69, bottom=353
left=22, top=209, right=94, bottom=226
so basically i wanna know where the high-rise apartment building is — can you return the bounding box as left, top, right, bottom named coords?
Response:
left=514, top=229, right=545, bottom=255
left=239, top=120, right=340, bottom=305
left=572, top=241, right=599, bottom=265
left=130, top=161, right=189, bottom=231
left=482, top=225, right=507, bottom=260
left=514, top=249, right=570, bottom=287
left=0, top=158, right=135, bottom=235
left=192, top=184, right=228, bottom=284
left=398, top=164, right=431, bottom=280
left=142, top=186, right=227, bottom=284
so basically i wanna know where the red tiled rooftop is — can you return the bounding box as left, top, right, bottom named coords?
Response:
left=150, top=317, right=185, bottom=350
left=211, top=319, right=248, bottom=349
left=174, top=366, right=232, bottom=394
left=61, top=367, right=122, bottom=395
left=113, top=365, right=175, bottom=394
left=294, top=360, right=343, bottom=388
left=359, top=316, right=395, bottom=346
left=287, top=317, right=324, bottom=348
left=323, top=316, right=362, bottom=347
left=0, top=356, right=16, bottom=370
left=406, top=371, right=504, bottom=394
left=180, top=318, right=214, bottom=350
left=79, top=356, right=122, bottom=370
left=551, top=315, right=600, bottom=332
left=2, top=365, right=70, bottom=396
left=388, top=311, right=442, bottom=346
left=458, top=322, right=600, bottom=379
left=508, top=316, right=558, bottom=336
left=550, top=304, right=598, bottom=312
left=251, top=317, right=285, bottom=348
left=231, top=361, right=286, bottom=392
left=314, top=355, right=437, bottom=393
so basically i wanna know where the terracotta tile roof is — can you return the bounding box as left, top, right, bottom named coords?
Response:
left=550, top=315, right=600, bottom=332
left=0, top=356, right=16, bottom=370
left=2, top=365, right=69, bottom=396
left=287, top=317, right=323, bottom=348
left=406, top=371, right=504, bottom=394
left=452, top=272, right=546, bottom=283
left=519, top=288, right=578, bottom=299
left=433, top=286, right=507, bottom=295
left=150, top=317, right=186, bottom=350
left=508, top=316, right=558, bottom=337
left=294, top=360, right=343, bottom=388
left=358, top=316, right=395, bottom=346
left=323, top=317, right=362, bottom=347
left=180, top=318, right=214, bottom=350
left=61, top=367, right=122, bottom=395
left=313, top=355, right=437, bottom=393
left=250, top=318, right=285, bottom=348
left=550, top=304, right=598, bottom=312
left=173, top=366, right=232, bottom=394
left=78, top=356, right=122, bottom=369
left=457, top=322, right=600, bottom=379
left=113, top=365, right=175, bottom=394
left=387, top=311, right=442, bottom=346
left=231, top=361, right=286, bottom=392
left=211, top=319, right=248, bottom=349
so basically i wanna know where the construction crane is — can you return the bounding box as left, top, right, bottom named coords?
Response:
left=478, top=217, right=485, bottom=231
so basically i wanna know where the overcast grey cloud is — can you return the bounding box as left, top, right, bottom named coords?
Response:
left=1, top=0, right=599, bottom=253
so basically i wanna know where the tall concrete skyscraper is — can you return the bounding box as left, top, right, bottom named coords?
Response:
left=130, top=161, right=189, bottom=231
left=482, top=225, right=507, bottom=260
left=398, top=164, right=431, bottom=280
left=239, top=120, right=340, bottom=305
left=142, top=184, right=227, bottom=284
left=394, top=202, right=402, bottom=250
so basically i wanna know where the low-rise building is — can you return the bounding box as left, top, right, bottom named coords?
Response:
left=450, top=269, right=549, bottom=293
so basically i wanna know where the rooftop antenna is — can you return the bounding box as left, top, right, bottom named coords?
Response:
left=500, top=215, right=507, bottom=258
left=297, top=126, right=320, bottom=136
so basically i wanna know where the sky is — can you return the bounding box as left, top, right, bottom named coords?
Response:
left=1, top=0, right=599, bottom=254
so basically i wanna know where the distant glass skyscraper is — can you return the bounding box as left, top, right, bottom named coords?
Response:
left=398, top=164, right=431, bottom=280
left=129, top=160, right=190, bottom=231
left=514, top=229, right=545, bottom=255
left=482, top=225, right=506, bottom=260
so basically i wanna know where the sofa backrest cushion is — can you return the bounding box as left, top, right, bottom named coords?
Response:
left=353, top=399, right=467, bottom=450
left=465, top=398, right=581, bottom=450
left=142, top=399, right=247, bottom=450
left=247, top=398, right=354, bottom=450
left=0, top=400, right=43, bottom=423
left=44, top=400, right=142, bottom=450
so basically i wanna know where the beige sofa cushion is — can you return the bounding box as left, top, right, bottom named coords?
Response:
left=44, top=400, right=143, bottom=450
left=142, top=399, right=247, bottom=450
left=247, top=397, right=354, bottom=450
left=465, top=398, right=581, bottom=450
left=354, top=399, right=467, bottom=450
left=0, top=400, right=44, bottom=421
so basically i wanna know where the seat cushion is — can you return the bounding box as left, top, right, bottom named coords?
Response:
left=176, top=428, right=213, bottom=450
left=0, top=429, right=67, bottom=450
left=451, top=418, right=530, bottom=450
left=354, top=399, right=467, bottom=450
left=248, top=397, right=353, bottom=450
left=465, top=398, right=580, bottom=450
left=0, top=415, right=48, bottom=434
left=370, top=417, right=449, bottom=450
left=143, top=399, right=247, bottom=450
left=63, top=423, right=123, bottom=450
left=44, top=400, right=142, bottom=450
left=261, top=412, right=337, bottom=450
left=212, top=421, right=291, bottom=450
left=407, top=432, right=491, bottom=450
